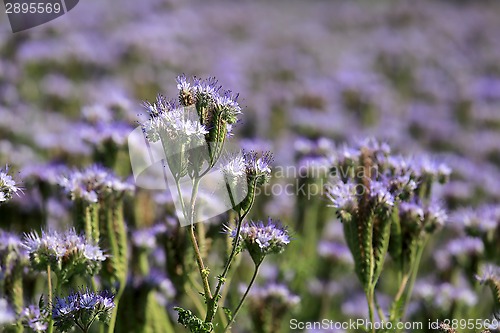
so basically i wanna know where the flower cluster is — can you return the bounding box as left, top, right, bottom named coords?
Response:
left=142, top=76, right=243, bottom=177
left=0, top=165, right=22, bottom=204
left=58, top=165, right=134, bottom=203
left=243, top=151, right=273, bottom=186
left=22, top=229, right=106, bottom=282
left=228, top=218, right=290, bottom=264
left=53, top=288, right=115, bottom=332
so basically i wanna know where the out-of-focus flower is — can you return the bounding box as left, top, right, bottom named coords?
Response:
left=131, top=224, right=167, bottom=251
left=58, top=165, right=134, bottom=203
left=22, top=229, right=105, bottom=281
left=20, top=304, right=48, bottom=332
left=0, top=230, right=29, bottom=275
left=0, top=165, right=22, bottom=204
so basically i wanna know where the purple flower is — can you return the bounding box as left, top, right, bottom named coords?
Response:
left=53, top=288, right=115, bottom=331
left=22, top=229, right=105, bottom=280
left=475, top=264, right=500, bottom=284
left=0, top=165, right=22, bottom=204
left=228, top=218, right=290, bottom=264
left=19, top=304, right=48, bottom=332
left=58, top=165, right=134, bottom=202
left=325, top=180, right=359, bottom=213
left=243, top=151, right=273, bottom=185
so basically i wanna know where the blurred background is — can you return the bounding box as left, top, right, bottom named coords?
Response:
left=1, top=0, right=500, bottom=332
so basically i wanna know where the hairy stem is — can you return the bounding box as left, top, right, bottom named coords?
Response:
left=47, top=265, right=54, bottom=333
left=223, top=261, right=262, bottom=333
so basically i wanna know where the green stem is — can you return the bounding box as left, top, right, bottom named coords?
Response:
left=401, top=238, right=428, bottom=320
left=47, top=265, right=54, bottom=333
left=186, top=177, right=212, bottom=302
left=223, top=261, right=262, bottom=333
left=366, top=289, right=375, bottom=333
left=205, top=209, right=250, bottom=323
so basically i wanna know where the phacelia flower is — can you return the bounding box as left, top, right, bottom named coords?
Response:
left=475, top=264, right=500, bottom=285
left=53, top=288, right=115, bottom=332
left=0, top=165, right=22, bottom=204
left=243, top=151, right=273, bottom=185
left=221, top=154, right=246, bottom=180
left=58, top=165, right=134, bottom=203
left=22, top=229, right=105, bottom=282
left=325, top=180, right=359, bottom=216
left=228, top=218, right=290, bottom=264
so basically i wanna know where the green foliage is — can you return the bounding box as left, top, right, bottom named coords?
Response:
left=174, top=307, right=213, bottom=333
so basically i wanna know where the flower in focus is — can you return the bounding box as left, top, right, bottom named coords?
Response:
left=228, top=218, right=290, bottom=264
left=53, top=288, right=115, bottom=332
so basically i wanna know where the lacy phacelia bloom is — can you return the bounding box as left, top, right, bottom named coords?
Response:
left=0, top=165, right=22, bottom=204
left=476, top=264, right=500, bottom=284
left=325, top=180, right=359, bottom=214
left=228, top=218, right=290, bottom=264
left=53, top=289, right=115, bottom=332
left=20, top=304, right=48, bottom=332
left=243, top=151, right=273, bottom=185
left=221, top=154, right=246, bottom=180
left=22, top=229, right=105, bottom=281
left=58, top=165, right=134, bottom=202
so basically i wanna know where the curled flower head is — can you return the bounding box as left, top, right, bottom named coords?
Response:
left=22, top=229, right=105, bottom=282
left=228, top=218, right=290, bottom=264
left=53, top=288, right=115, bottom=332
left=0, top=165, right=22, bottom=204
left=58, top=165, right=134, bottom=203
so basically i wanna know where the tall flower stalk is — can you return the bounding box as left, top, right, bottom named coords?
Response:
left=141, top=76, right=289, bottom=332
left=325, top=139, right=449, bottom=332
